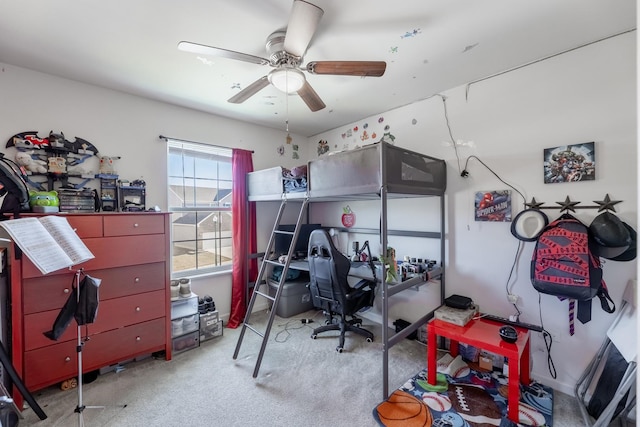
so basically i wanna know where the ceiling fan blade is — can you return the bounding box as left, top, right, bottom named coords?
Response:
left=297, top=81, right=326, bottom=112
left=283, top=0, right=324, bottom=58
left=228, top=76, right=270, bottom=104
left=178, top=41, right=270, bottom=66
left=306, top=61, right=387, bottom=77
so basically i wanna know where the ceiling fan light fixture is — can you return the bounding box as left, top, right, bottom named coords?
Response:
left=269, top=68, right=305, bottom=93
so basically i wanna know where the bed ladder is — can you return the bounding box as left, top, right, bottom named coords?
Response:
left=233, top=196, right=309, bottom=377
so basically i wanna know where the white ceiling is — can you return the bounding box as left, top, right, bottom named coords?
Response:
left=0, top=1, right=635, bottom=137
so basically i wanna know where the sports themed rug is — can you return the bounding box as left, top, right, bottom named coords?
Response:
left=373, top=368, right=553, bottom=427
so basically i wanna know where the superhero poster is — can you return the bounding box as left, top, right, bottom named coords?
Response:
left=475, top=190, right=511, bottom=222
left=543, top=142, right=595, bottom=184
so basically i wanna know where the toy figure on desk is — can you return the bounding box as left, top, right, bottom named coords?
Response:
left=379, top=246, right=397, bottom=283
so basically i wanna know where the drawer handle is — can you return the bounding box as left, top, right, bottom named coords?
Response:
left=134, top=277, right=140, bottom=283
left=133, top=223, right=139, bottom=228
left=65, top=357, right=71, bottom=362
left=136, top=336, right=141, bottom=341
left=135, top=307, right=141, bottom=312
left=63, top=288, right=70, bottom=294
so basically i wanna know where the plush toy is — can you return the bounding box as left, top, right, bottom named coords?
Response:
left=15, top=151, right=47, bottom=174
left=29, top=190, right=59, bottom=208
left=99, top=155, right=120, bottom=174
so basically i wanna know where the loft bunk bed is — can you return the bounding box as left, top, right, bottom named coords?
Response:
left=243, top=141, right=447, bottom=399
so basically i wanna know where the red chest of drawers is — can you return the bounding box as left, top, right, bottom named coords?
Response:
left=9, top=212, right=172, bottom=408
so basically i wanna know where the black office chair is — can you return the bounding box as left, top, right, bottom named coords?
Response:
left=307, top=229, right=376, bottom=352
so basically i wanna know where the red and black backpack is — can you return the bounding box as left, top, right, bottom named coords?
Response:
left=531, top=213, right=615, bottom=330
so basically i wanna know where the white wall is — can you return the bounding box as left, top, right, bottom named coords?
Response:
left=0, top=62, right=308, bottom=327
left=308, top=32, right=637, bottom=394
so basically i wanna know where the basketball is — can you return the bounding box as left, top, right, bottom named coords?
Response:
left=375, top=389, right=433, bottom=426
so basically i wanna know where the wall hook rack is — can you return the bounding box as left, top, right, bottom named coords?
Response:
left=525, top=194, right=623, bottom=213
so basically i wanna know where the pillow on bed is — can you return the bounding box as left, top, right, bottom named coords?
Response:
left=290, top=164, right=307, bottom=178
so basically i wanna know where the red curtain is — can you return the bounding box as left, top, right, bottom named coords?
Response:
left=227, top=149, right=257, bottom=329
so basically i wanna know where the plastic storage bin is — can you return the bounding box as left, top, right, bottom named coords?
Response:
left=268, top=279, right=313, bottom=318
left=171, top=293, right=198, bottom=320
left=172, top=330, right=199, bottom=355
left=172, top=314, right=199, bottom=338
left=200, top=311, right=223, bottom=342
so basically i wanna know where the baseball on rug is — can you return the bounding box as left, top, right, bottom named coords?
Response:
left=373, top=368, right=553, bottom=427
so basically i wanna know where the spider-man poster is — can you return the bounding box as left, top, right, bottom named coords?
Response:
left=475, top=190, right=511, bottom=222
left=544, top=142, right=595, bottom=184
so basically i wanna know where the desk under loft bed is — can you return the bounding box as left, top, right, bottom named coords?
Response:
left=244, top=141, right=447, bottom=399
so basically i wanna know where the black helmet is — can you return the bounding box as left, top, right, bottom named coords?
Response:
left=589, top=212, right=631, bottom=259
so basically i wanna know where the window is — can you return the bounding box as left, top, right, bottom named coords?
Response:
left=167, top=139, right=233, bottom=276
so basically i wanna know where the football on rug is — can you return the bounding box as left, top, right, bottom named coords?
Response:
left=373, top=367, right=553, bottom=427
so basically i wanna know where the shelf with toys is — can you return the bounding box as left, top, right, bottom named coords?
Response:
left=5, top=131, right=128, bottom=213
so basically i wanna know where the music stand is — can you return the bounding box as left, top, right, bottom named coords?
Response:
left=0, top=216, right=116, bottom=425
left=71, top=268, right=105, bottom=427
left=44, top=269, right=126, bottom=426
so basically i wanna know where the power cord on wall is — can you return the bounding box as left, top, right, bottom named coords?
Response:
left=438, top=95, right=463, bottom=174
left=538, top=294, right=557, bottom=379
left=459, top=155, right=526, bottom=203
left=442, top=96, right=557, bottom=381
left=504, top=240, right=524, bottom=319
left=459, top=154, right=527, bottom=309
left=458, top=153, right=560, bottom=379
left=542, top=330, right=557, bottom=379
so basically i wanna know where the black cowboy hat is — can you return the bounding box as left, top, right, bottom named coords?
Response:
left=589, top=212, right=632, bottom=259
left=610, top=221, right=636, bottom=261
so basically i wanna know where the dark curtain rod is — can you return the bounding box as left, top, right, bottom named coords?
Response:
left=158, top=135, right=254, bottom=153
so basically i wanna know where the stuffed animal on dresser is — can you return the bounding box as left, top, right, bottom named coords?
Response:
left=15, top=151, right=47, bottom=174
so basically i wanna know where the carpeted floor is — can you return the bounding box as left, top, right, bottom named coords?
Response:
left=18, top=309, right=426, bottom=426
left=374, top=367, right=553, bottom=426
left=16, top=309, right=603, bottom=426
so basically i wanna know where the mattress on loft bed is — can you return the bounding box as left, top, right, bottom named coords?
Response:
left=247, top=165, right=308, bottom=200
left=308, top=141, right=446, bottom=198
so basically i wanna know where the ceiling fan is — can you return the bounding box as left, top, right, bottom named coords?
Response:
left=178, top=0, right=386, bottom=112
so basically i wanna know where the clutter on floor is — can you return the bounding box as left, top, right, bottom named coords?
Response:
left=373, top=362, right=553, bottom=427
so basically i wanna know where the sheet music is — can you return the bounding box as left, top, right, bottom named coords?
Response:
left=0, top=216, right=94, bottom=275
left=39, top=216, right=94, bottom=266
